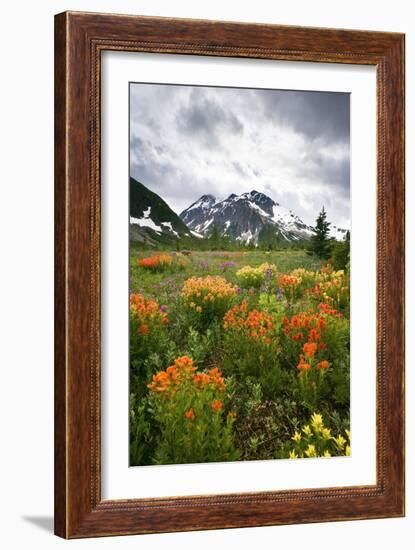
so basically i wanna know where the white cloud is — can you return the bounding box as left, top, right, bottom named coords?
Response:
left=130, top=83, right=350, bottom=228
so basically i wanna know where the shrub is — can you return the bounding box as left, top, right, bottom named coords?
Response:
left=287, top=413, right=350, bottom=458
left=138, top=253, right=187, bottom=273
left=280, top=305, right=349, bottom=409
left=309, top=268, right=349, bottom=314
left=236, top=265, right=266, bottom=289
left=278, top=273, right=303, bottom=301
left=236, top=263, right=277, bottom=290
left=129, top=293, right=170, bottom=380
left=280, top=306, right=349, bottom=368
left=147, top=356, right=239, bottom=464
left=181, top=275, right=237, bottom=329
left=223, top=301, right=286, bottom=397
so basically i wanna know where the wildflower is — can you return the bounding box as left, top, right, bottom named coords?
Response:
left=346, top=445, right=351, bottom=456
left=185, top=408, right=196, bottom=421
left=196, top=306, right=202, bottom=313
left=297, top=356, right=311, bottom=372
left=311, top=413, right=324, bottom=432
left=302, top=425, right=312, bottom=437
left=138, top=324, right=149, bottom=335
left=289, top=450, right=298, bottom=459
left=333, top=435, right=347, bottom=449
left=227, top=411, right=237, bottom=419
left=317, top=360, right=329, bottom=370
left=223, top=302, right=275, bottom=344
left=321, top=428, right=332, bottom=440
left=147, top=371, right=171, bottom=393
left=279, top=274, right=301, bottom=288
left=211, top=399, right=223, bottom=412
left=304, top=444, right=317, bottom=458
left=292, top=431, right=302, bottom=442
left=173, top=356, right=196, bottom=373
left=323, top=450, right=331, bottom=458
left=303, top=342, right=317, bottom=358
left=192, top=373, right=211, bottom=387
left=138, top=253, right=173, bottom=272
left=308, top=329, right=320, bottom=342
left=130, top=293, right=169, bottom=333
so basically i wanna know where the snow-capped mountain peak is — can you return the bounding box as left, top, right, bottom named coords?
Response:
left=180, top=189, right=345, bottom=245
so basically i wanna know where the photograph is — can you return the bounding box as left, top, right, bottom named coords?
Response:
left=128, top=82, right=351, bottom=466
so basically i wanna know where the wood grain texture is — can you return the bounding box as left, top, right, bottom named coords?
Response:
left=54, top=11, right=405, bottom=538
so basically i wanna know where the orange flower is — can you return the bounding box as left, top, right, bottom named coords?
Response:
left=185, top=408, right=196, bottom=421
left=138, top=254, right=173, bottom=271
left=224, top=302, right=275, bottom=344
left=227, top=411, right=237, bottom=419
left=138, top=324, right=149, bottom=335
left=297, top=356, right=311, bottom=372
left=192, top=372, right=211, bottom=387
left=317, top=360, right=330, bottom=370
left=303, top=342, right=317, bottom=358
left=130, top=293, right=169, bottom=330
left=173, top=355, right=196, bottom=373
left=147, top=371, right=170, bottom=392
left=278, top=274, right=301, bottom=288
left=211, top=399, right=223, bottom=412
left=308, top=328, right=320, bottom=342
left=208, top=368, right=226, bottom=391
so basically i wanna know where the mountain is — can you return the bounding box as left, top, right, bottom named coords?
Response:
left=180, top=190, right=347, bottom=245
left=130, top=178, right=197, bottom=245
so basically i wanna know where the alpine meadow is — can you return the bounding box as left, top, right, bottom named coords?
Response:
left=129, top=83, right=351, bottom=466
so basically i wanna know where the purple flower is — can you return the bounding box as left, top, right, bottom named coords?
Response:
left=276, top=287, right=283, bottom=301
left=236, top=287, right=243, bottom=294
left=220, top=261, right=236, bottom=271
left=159, top=305, right=168, bottom=312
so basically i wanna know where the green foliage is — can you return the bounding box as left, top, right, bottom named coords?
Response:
left=330, top=230, right=350, bottom=270
left=148, top=358, right=239, bottom=464
left=286, top=413, right=350, bottom=459
left=129, top=247, right=350, bottom=466
left=308, top=206, right=332, bottom=259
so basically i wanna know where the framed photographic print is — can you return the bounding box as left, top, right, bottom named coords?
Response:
left=54, top=11, right=405, bottom=538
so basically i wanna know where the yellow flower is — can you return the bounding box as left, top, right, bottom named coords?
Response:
left=345, top=429, right=350, bottom=440
left=321, top=427, right=332, bottom=440
left=292, top=431, right=302, bottom=443
left=289, top=450, right=298, bottom=459
left=323, top=450, right=331, bottom=458
left=311, top=413, right=324, bottom=432
left=304, top=444, right=317, bottom=458
left=345, top=445, right=351, bottom=456
left=302, top=425, right=312, bottom=437
left=334, top=435, right=347, bottom=449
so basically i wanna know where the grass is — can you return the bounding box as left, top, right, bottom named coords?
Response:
left=130, top=249, right=323, bottom=302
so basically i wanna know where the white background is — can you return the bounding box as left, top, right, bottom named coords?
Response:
left=0, top=1, right=412, bottom=548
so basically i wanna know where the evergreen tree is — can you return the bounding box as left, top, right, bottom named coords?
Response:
left=309, top=206, right=332, bottom=259
left=209, top=224, right=221, bottom=250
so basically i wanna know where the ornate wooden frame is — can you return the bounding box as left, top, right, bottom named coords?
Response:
left=54, top=11, right=405, bottom=538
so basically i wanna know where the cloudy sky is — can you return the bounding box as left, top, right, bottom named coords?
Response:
left=130, top=83, right=350, bottom=228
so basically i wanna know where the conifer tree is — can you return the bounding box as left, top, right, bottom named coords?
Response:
left=309, top=206, right=332, bottom=259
